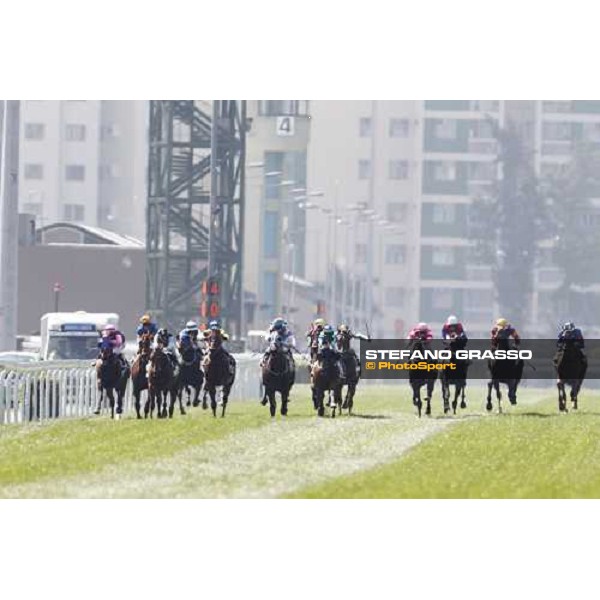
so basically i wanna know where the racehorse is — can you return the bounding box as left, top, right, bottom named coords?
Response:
left=486, top=337, right=524, bottom=413
left=310, top=347, right=342, bottom=417
left=94, top=341, right=130, bottom=419
left=131, top=333, right=152, bottom=419
left=554, top=342, right=587, bottom=412
left=178, top=342, right=204, bottom=409
left=407, top=338, right=438, bottom=418
left=146, top=346, right=182, bottom=419
left=440, top=335, right=469, bottom=415
left=336, top=329, right=361, bottom=415
left=261, top=336, right=295, bottom=417
left=202, top=346, right=236, bottom=418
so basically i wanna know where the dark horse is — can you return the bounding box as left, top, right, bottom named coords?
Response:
left=131, top=333, right=152, bottom=419
left=146, top=346, right=182, bottom=419
left=486, top=337, right=524, bottom=413
left=261, top=337, right=295, bottom=417
left=407, top=338, right=438, bottom=418
left=94, top=342, right=130, bottom=419
left=311, top=348, right=342, bottom=418
left=554, top=342, right=587, bottom=413
left=202, top=346, right=236, bottom=418
left=336, top=330, right=362, bottom=415
left=440, top=335, right=469, bottom=415
left=178, top=343, right=205, bottom=409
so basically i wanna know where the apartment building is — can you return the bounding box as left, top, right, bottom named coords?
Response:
left=18, top=100, right=147, bottom=240
left=244, top=100, right=312, bottom=331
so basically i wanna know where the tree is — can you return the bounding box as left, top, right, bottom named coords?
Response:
left=470, top=120, right=552, bottom=331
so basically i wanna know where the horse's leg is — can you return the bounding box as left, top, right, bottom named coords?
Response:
left=134, top=387, right=142, bottom=419
left=347, top=383, right=356, bottom=415
left=508, top=380, right=517, bottom=406
left=451, top=385, right=458, bottom=415
left=557, top=380, right=566, bottom=412
left=442, top=379, right=450, bottom=414
left=177, top=384, right=186, bottom=416
left=571, top=381, right=579, bottom=410
left=94, top=387, right=104, bottom=415
left=413, top=384, right=422, bottom=418
left=425, top=381, right=433, bottom=417
left=221, top=386, right=230, bottom=418
left=268, top=387, right=276, bottom=418
left=460, top=384, right=467, bottom=409
left=496, top=382, right=503, bottom=414
left=281, top=387, right=289, bottom=416
left=107, top=389, right=115, bottom=419
left=486, top=381, right=493, bottom=412
left=317, top=388, right=325, bottom=417
left=210, top=387, right=217, bottom=418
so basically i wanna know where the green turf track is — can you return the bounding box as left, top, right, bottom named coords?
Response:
left=292, top=389, right=600, bottom=499
left=0, top=385, right=598, bottom=498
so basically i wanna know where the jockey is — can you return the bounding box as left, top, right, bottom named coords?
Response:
left=408, top=322, right=433, bottom=343
left=153, top=327, right=178, bottom=368
left=306, top=318, right=326, bottom=361
left=178, top=320, right=201, bottom=352
left=557, top=322, right=585, bottom=351
left=336, top=323, right=370, bottom=351
left=202, top=320, right=230, bottom=350
left=318, top=324, right=344, bottom=379
left=441, top=315, right=468, bottom=348
left=99, top=324, right=128, bottom=371
left=136, top=314, right=158, bottom=341
left=491, top=318, right=520, bottom=349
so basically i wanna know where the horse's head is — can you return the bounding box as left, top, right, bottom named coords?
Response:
left=138, top=333, right=152, bottom=354
left=100, top=340, right=114, bottom=361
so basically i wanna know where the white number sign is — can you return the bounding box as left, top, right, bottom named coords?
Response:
left=276, top=116, right=295, bottom=136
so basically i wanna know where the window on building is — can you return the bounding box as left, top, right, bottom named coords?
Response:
left=433, top=161, right=457, bottom=181
left=384, top=287, right=405, bottom=306
left=264, top=152, right=284, bottom=199
left=469, top=161, right=496, bottom=181
left=432, top=204, right=456, bottom=224
left=65, top=124, right=86, bottom=142
left=24, top=123, right=45, bottom=140
left=389, top=118, right=409, bottom=138
left=63, top=204, right=85, bottom=221
left=582, top=122, right=600, bottom=143
left=387, top=202, right=408, bottom=223
left=355, top=243, right=367, bottom=264
left=263, top=211, right=279, bottom=258
left=385, top=244, right=406, bottom=265
left=389, top=160, right=409, bottom=180
left=431, top=288, right=453, bottom=310
left=359, top=117, right=372, bottom=137
left=470, top=120, right=495, bottom=139
left=24, top=163, right=44, bottom=180
left=262, top=272, right=278, bottom=311
left=470, top=100, right=500, bottom=112
left=258, top=101, right=307, bottom=116
left=464, top=289, right=493, bottom=309
left=542, top=101, right=571, bottom=113
left=434, top=119, right=457, bottom=139
left=358, top=159, right=371, bottom=180
left=432, top=246, right=455, bottom=266
left=543, top=122, right=572, bottom=141
left=65, top=165, right=85, bottom=181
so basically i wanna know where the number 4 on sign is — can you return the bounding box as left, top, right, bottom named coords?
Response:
left=276, top=116, right=295, bottom=136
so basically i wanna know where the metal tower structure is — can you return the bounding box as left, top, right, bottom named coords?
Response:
left=146, top=100, right=246, bottom=336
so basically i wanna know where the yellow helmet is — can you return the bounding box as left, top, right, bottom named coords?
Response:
left=314, top=318, right=325, bottom=327
left=140, top=314, right=151, bottom=324
left=496, top=318, right=508, bottom=329
left=338, top=324, right=349, bottom=332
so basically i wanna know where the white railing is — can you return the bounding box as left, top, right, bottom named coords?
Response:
left=0, top=354, right=280, bottom=426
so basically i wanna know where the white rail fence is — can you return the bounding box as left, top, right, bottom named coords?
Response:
left=0, top=354, right=266, bottom=426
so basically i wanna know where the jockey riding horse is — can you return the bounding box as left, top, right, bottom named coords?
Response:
left=94, top=338, right=130, bottom=419
left=261, top=333, right=295, bottom=417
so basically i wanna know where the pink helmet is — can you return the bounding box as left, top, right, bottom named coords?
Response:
left=103, top=324, right=116, bottom=332
left=417, top=322, right=429, bottom=331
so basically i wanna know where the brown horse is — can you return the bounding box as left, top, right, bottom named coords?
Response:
left=146, top=345, right=181, bottom=419
left=131, top=333, right=152, bottom=419
left=202, top=345, right=236, bottom=418
left=261, top=337, right=294, bottom=417
left=311, top=348, right=342, bottom=418
left=94, top=342, right=130, bottom=419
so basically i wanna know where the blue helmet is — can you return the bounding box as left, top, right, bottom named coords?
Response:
left=272, top=317, right=286, bottom=331
left=208, top=320, right=220, bottom=331
left=185, top=320, right=198, bottom=331
left=323, top=324, right=334, bottom=333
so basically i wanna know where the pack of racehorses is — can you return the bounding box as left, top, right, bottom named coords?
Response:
left=95, top=332, right=236, bottom=419
left=93, top=331, right=588, bottom=420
